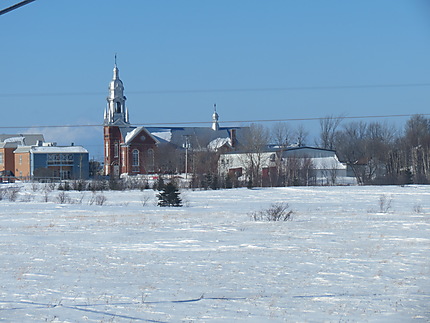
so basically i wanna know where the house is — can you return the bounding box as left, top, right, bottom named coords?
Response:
left=0, top=134, right=44, bottom=181
left=218, top=146, right=352, bottom=186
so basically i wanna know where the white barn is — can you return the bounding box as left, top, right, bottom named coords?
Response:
left=218, top=146, right=353, bottom=186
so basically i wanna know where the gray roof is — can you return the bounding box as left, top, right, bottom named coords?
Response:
left=147, top=126, right=249, bottom=150
left=14, top=145, right=88, bottom=154
left=0, top=142, right=19, bottom=149
left=0, top=134, right=44, bottom=146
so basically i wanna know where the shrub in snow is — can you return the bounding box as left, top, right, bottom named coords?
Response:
left=71, top=179, right=87, bottom=191
left=58, top=181, right=71, bottom=191
left=20, top=194, right=34, bottom=202
left=157, top=182, right=182, bottom=207
left=378, top=195, right=392, bottom=213
left=56, top=191, right=71, bottom=204
left=141, top=194, right=151, bottom=207
left=250, top=202, right=293, bottom=221
left=88, top=179, right=108, bottom=192
left=413, top=204, right=422, bottom=214
left=5, top=187, right=20, bottom=202
left=88, top=193, right=107, bottom=206
left=31, top=183, right=40, bottom=192
left=95, top=194, right=107, bottom=206
left=41, top=188, right=50, bottom=202
left=108, top=177, right=125, bottom=191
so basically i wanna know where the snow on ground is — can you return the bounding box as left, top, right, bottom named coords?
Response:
left=0, top=184, right=429, bottom=322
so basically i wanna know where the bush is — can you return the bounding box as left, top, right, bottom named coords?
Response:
left=56, top=191, right=71, bottom=204
left=3, top=187, right=21, bottom=202
left=72, top=179, right=87, bottom=191
left=157, top=182, right=182, bottom=207
left=88, top=193, right=107, bottom=206
left=95, top=194, right=107, bottom=206
left=250, top=202, right=293, bottom=221
left=378, top=195, right=392, bottom=213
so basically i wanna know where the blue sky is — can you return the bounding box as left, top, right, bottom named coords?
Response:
left=1, top=0, right=430, bottom=159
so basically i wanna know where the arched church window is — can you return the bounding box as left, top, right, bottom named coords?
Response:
left=132, top=149, right=139, bottom=166
left=114, top=142, right=119, bottom=158
left=116, top=102, right=121, bottom=113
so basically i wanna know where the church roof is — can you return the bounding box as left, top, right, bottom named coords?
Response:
left=124, top=126, right=159, bottom=145
left=147, top=126, right=248, bottom=151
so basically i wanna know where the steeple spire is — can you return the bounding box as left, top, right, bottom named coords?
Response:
left=104, top=56, right=129, bottom=125
left=212, top=103, right=219, bottom=131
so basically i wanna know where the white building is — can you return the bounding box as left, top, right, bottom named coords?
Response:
left=219, top=146, right=353, bottom=186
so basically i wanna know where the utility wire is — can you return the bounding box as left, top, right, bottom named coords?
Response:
left=0, top=0, right=36, bottom=16
left=1, top=82, right=430, bottom=97
left=1, top=113, right=429, bottom=129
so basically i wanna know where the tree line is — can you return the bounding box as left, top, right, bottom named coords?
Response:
left=319, top=114, right=430, bottom=185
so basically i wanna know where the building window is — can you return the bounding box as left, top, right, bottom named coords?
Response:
left=132, top=149, right=139, bottom=167
left=0, top=152, right=3, bottom=165
left=122, top=150, right=125, bottom=167
left=114, top=142, right=119, bottom=158
left=19, top=155, right=23, bottom=165
left=105, top=142, right=109, bottom=158
left=47, top=154, right=73, bottom=165
left=147, top=149, right=154, bottom=172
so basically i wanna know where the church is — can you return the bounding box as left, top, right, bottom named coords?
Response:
left=103, top=62, right=158, bottom=177
left=103, top=61, right=248, bottom=178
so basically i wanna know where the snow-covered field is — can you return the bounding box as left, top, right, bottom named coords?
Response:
left=0, top=184, right=429, bottom=322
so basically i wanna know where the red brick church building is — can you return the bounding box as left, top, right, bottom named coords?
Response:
left=103, top=62, right=158, bottom=177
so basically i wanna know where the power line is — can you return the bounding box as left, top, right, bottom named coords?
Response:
left=0, top=0, right=36, bottom=16
left=1, top=82, right=430, bottom=97
left=1, top=113, right=429, bottom=130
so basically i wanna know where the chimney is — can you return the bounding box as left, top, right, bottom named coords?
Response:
left=230, top=129, right=237, bottom=148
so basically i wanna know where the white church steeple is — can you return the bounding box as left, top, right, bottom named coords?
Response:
left=212, top=103, right=219, bottom=131
left=104, top=55, right=129, bottom=125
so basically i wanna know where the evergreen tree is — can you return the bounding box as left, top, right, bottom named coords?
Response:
left=157, top=182, right=182, bottom=207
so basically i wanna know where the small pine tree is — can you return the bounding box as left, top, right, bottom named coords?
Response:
left=157, top=182, right=182, bottom=207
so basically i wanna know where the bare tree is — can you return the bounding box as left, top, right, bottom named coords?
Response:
left=294, top=124, right=309, bottom=147
left=272, top=122, right=291, bottom=148
left=404, top=115, right=430, bottom=182
left=240, top=123, right=270, bottom=187
left=335, top=120, right=399, bottom=184
left=319, top=115, right=344, bottom=150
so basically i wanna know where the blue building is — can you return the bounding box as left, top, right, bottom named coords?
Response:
left=14, top=144, right=89, bottom=180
